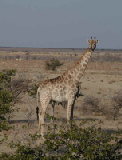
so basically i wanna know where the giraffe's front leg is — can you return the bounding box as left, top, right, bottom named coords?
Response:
left=39, top=98, right=50, bottom=137
left=51, top=100, right=55, bottom=124
left=67, top=99, right=74, bottom=125
left=39, top=110, right=45, bottom=137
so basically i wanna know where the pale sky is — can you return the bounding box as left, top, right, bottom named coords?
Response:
left=0, top=0, right=122, bottom=49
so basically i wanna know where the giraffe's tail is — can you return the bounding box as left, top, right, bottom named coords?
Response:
left=36, top=87, right=40, bottom=107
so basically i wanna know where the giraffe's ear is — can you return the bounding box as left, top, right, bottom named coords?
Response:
left=96, top=40, right=99, bottom=44
left=87, top=40, right=91, bottom=44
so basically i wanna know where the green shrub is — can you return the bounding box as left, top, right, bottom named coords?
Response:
left=0, top=120, right=122, bottom=159
left=0, top=69, right=16, bottom=131
left=28, top=83, right=39, bottom=97
left=45, top=58, right=63, bottom=70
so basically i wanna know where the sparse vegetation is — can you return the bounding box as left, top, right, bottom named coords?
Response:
left=91, top=53, right=122, bottom=62
left=82, top=90, right=122, bottom=121
left=0, top=49, right=122, bottom=62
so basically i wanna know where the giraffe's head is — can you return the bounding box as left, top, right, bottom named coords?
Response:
left=87, top=37, right=99, bottom=51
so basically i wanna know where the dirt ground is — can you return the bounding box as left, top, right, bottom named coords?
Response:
left=0, top=49, right=122, bottom=154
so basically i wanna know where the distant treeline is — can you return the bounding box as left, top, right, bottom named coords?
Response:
left=0, top=47, right=86, bottom=52
left=0, top=53, right=122, bottom=62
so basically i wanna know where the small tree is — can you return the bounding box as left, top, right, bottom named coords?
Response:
left=111, top=89, right=122, bottom=120
left=45, top=58, right=63, bottom=70
left=83, top=96, right=100, bottom=114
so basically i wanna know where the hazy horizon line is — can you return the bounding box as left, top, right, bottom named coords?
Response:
left=0, top=46, right=122, bottom=51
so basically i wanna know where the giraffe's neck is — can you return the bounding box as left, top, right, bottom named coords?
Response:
left=66, top=48, right=92, bottom=84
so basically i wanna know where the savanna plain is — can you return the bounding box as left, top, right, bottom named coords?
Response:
left=0, top=47, right=122, bottom=155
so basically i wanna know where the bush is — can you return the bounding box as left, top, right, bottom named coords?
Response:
left=0, top=69, right=16, bottom=131
left=111, top=89, right=122, bottom=120
left=112, top=89, right=122, bottom=108
left=28, top=83, right=39, bottom=97
left=45, top=58, right=63, bottom=70
left=83, top=96, right=100, bottom=114
left=0, top=120, right=122, bottom=159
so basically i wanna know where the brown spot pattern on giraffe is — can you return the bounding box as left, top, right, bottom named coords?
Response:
left=68, top=74, right=71, bottom=79
left=83, top=63, right=87, bottom=67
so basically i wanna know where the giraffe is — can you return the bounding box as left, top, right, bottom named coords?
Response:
left=37, top=37, right=99, bottom=136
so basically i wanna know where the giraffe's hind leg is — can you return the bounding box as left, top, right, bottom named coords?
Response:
left=51, top=101, right=56, bottom=134
left=39, top=97, right=50, bottom=137
left=51, top=100, right=55, bottom=123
